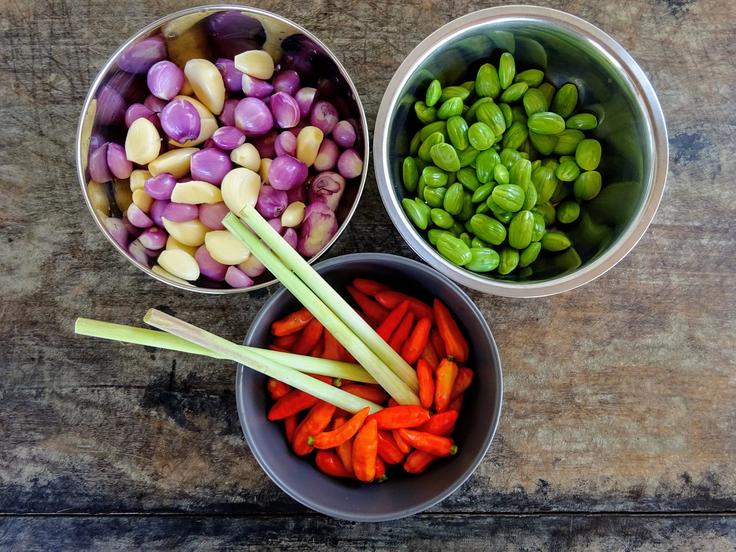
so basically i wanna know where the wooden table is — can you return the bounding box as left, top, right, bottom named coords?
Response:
left=1, top=0, right=734, bottom=549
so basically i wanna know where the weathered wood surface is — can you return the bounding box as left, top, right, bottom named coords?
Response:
left=1, top=0, right=735, bottom=548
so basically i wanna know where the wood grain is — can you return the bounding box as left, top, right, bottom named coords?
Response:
left=0, top=0, right=735, bottom=547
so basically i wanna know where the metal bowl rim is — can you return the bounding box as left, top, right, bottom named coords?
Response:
left=76, top=3, right=370, bottom=295
left=374, top=5, right=668, bottom=298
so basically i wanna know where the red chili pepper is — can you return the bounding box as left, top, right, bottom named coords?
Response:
left=374, top=290, right=433, bottom=321
left=315, top=450, right=353, bottom=478
left=272, top=332, right=299, bottom=350
left=321, top=331, right=341, bottom=361
left=366, top=405, right=430, bottom=430
left=420, top=339, right=440, bottom=369
left=334, top=417, right=354, bottom=474
left=352, top=419, right=378, bottom=482
left=271, top=308, right=314, bottom=336
left=400, top=317, right=432, bottom=365
left=416, top=359, right=435, bottom=409
left=309, top=374, right=335, bottom=385
left=387, top=398, right=399, bottom=408
left=434, top=358, right=458, bottom=413
left=339, top=344, right=356, bottom=363
left=375, top=457, right=387, bottom=482
left=448, top=394, right=463, bottom=413
left=392, top=429, right=411, bottom=454
left=311, top=407, right=370, bottom=449
left=284, top=414, right=298, bottom=443
left=397, top=428, right=458, bottom=457
left=292, top=318, right=324, bottom=355
left=376, top=299, right=410, bottom=341
left=292, top=401, right=337, bottom=456
left=352, top=278, right=389, bottom=297
left=430, top=329, right=446, bottom=359
left=268, top=390, right=319, bottom=421
left=403, top=450, right=439, bottom=474
left=347, top=286, right=389, bottom=325
left=418, top=410, right=458, bottom=436
left=432, top=299, right=469, bottom=362
left=268, top=345, right=288, bottom=352
left=388, top=311, right=415, bottom=352
left=308, top=340, right=323, bottom=358
left=377, top=430, right=405, bottom=464
left=267, top=378, right=291, bottom=400
left=341, top=383, right=389, bottom=405
left=451, top=367, right=474, bottom=399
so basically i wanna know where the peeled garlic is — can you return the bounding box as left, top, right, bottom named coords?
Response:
left=148, top=148, right=198, bottom=178
left=184, top=58, right=225, bottom=115
left=170, top=180, right=222, bottom=204
left=162, top=217, right=208, bottom=246
left=259, top=158, right=272, bottom=184
left=132, top=188, right=154, bottom=213
left=281, top=201, right=306, bottom=228
left=233, top=50, right=275, bottom=80
left=152, top=264, right=190, bottom=285
left=221, top=167, right=261, bottom=214
left=157, top=249, right=200, bottom=281
left=129, top=169, right=152, bottom=191
left=230, top=143, right=261, bottom=171
left=87, top=180, right=110, bottom=213
left=204, top=230, right=251, bottom=265
left=296, top=126, right=324, bottom=167
left=125, top=118, right=161, bottom=165
left=165, top=235, right=197, bottom=256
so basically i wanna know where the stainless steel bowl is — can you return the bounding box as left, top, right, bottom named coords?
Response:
left=375, top=6, right=668, bottom=297
left=77, top=5, right=369, bottom=294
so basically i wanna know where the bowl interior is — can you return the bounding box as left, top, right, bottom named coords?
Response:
left=78, top=6, right=368, bottom=293
left=383, top=11, right=657, bottom=285
left=237, top=253, right=502, bottom=521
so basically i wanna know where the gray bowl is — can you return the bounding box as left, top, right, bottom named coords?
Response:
left=374, top=6, right=668, bottom=297
left=236, top=253, right=503, bottom=521
left=76, top=5, right=369, bottom=294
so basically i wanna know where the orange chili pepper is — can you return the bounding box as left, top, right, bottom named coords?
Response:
left=311, top=407, right=370, bottom=449
left=430, top=328, right=446, bottom=359
left=272, top=332, right=299, bottom=350
left=321, top=330, right=341, bottom=361
left=375, top=457, right=387, bottom=482
left=352, top=418, right=378, bottom=482
left=315, top=450, right=354, bottom=478
left=376, top=299, right=410, bottom=341
left=374, top=290, right=433, bottom=321
left=418, top=410, right=458, bottom=436
left=268, top=390, right=319, bottom=421
left=432, top=300, right=468, bottom=362
left=292, top=401, right=337, bottom=456
left=334, top=418, right=354, bottom=474
left=267, top=378, right=291, bottom=400
left=292, top=318, right=324, bottom=355
left=451, top=367, right=474, bottom=399
left=416, top=359, right=435, bottom=409
left=347, top=286, right=389, bottom=325
left=341, top=383, right=389, bottom=405
left=397, top=428, right=458, bottom=457
left=284, top=414, right=298, bottom=443
left=392, top=428, right=411, bottom=454
left=352, top=278, right=389, bottom=297
left=434, top=358, right=458, bottom=413
left=403, top=450, right=439, bottom=474
left=366, top=405, right=430, bottom=430
left=448, top=394, right=463, bottom=413
left=420, top=339, right=440, bottom=369
left=400, top=317, right=432, bottom=364
left=271, top=308, right=313, bottom=336
left=388, top=311, right=414, bottom=352
left=377, top=430, right=405, bottom=464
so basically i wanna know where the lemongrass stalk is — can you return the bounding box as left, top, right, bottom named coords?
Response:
left=234, top=205, right=419, bottom=391
left=222, top=214, right=420, bottom=405
left=143, top=309, right=381, bottom=414
left=74, top=318, right=377, bottom=384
